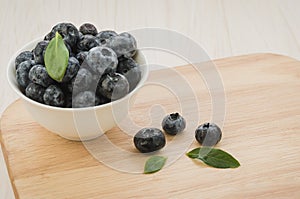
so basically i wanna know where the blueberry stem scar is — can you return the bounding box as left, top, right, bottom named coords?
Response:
left=170, top=112, right=179, bottom=120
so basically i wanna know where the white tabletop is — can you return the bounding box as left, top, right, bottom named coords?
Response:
left=1, top=0, right=300, bottom=198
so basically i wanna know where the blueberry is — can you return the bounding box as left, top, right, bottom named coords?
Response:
left=96, top=30, right=117, bottom=45
left=64, top=92, right=73, bottom=108
left=62, top=57, right=80, bottom=82
left=76, top=51, right=88, bottom=65
left=44, top=23, right=80, bottom=49
left=77, top=35, right=100, bottom=52
left=97, top=72, right=129, bottom=100
left=43, top=85, right=65, bottom=107
left=162, top=113, right=186, bottom=135
left=119, top=32, right=137, bottom=57
left=62, top=80, right=73, bottom=94
left=106, top=33, right=137, bottom=58
left=79, top=23, right=98, bottom=36
left=85, top=46, right=118, bottom=75
left=16, top=60, right=34, bottom=89
left=29, top=65, right=54, bottom=87
left=117, top=57, right=141, bottom=91
left=195, top=123, right=222, bottom=146
left=15, top=51, right=34, bottom=70
left=119, top=32, right=137, bottom=43
left=78, top=31, right=84, bottom=39
left=72, top=91, right=100, bottom=108
left=96, top=94, right=111, bottom=105
left=25, top=83, right=45, bottom=103
left=64, top=42, right=74, bottom=57
left=33, top=41, right=48, bottom=64
left=133, top=128, right=166, bottom=153
left=70, top=68, right=93, bottom=95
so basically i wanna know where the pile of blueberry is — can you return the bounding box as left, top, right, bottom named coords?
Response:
left=15, top=22, right=141, bottom=108
left=133, top=113, right=222, bottom=153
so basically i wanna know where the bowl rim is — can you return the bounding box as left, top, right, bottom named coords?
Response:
left=7, top=37, right=149, bottom=112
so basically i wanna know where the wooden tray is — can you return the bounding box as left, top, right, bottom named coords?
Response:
left=1, top=54, right=300, bottom=199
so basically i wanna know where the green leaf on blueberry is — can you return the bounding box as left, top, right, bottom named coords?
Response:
left=144, top=156, right=167, bottom=174
left=186, top=147, right=240, bottom=169
left=44, top=32, right=69, bottom=82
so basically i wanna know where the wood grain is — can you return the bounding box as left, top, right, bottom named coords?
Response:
left=1, top=53, right=300, bottom=199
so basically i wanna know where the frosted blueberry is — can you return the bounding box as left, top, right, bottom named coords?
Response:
left=162, top=113, right=186, bottom=135
left=117, top=57, right=141, bottom=91
left=44, top=23, right=80, bottom=48
left=33, top=41, right=48, bottom=64
left=15, top=51, right=34, bottom=70
left=76, top=51, right=88, bottom=65
left=29, top=65, right=54, bottom=87
left=25, top=83, right=45, bottom=103
left=195, top=123, right=222, bottom=146
left=85, top=46, right=118, bottom=75
left=16, top=60, right=34, bottom=89
left=71, top=68, right=93, bottom=95
left=96, top=30, right=117, bottom=45
left=62, top=57, right=80, bottom=83
left=43, top=85, right=65, bottom=107
left=79, top=23, right=98, bottom=36
left=134, top=128, right=166, bottom=153
left=77, top=35, right=100, bottom=52
left=72, top=91, right=100, bottom=108
left=97, top=72, right=129, bottom=100
left=106, top=33, right=137, bottom=58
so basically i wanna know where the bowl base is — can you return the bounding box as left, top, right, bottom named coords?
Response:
left=58, top=133, right=102, bottom=141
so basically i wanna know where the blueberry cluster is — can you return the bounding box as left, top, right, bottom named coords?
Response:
left=15, top=22, right=141, bottom=108
left=133, top=112, right=222, bottom=153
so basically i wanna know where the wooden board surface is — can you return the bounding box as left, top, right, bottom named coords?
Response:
left=1, top=53, right=300, bottom=199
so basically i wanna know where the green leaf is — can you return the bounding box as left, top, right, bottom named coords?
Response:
left=186, top=147, right=240, bottom=169
left=186, top=148, right=201, bottom=159
left=44, top=32, right=69, bottom=82
left=144, top=156, right=167, bottom=174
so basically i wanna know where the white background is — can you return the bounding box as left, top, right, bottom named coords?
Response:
left=1, top=0, right=300, bottom=198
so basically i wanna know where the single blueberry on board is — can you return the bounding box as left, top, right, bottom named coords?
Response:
left=162, top=113, right=186, bottom=135
left=195, top=123, right=222, bottom=146
left=134, top=128, right=166, bottom=153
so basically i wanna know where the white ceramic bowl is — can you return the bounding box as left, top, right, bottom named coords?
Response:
left=7, top=38, right=148, bottom=141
